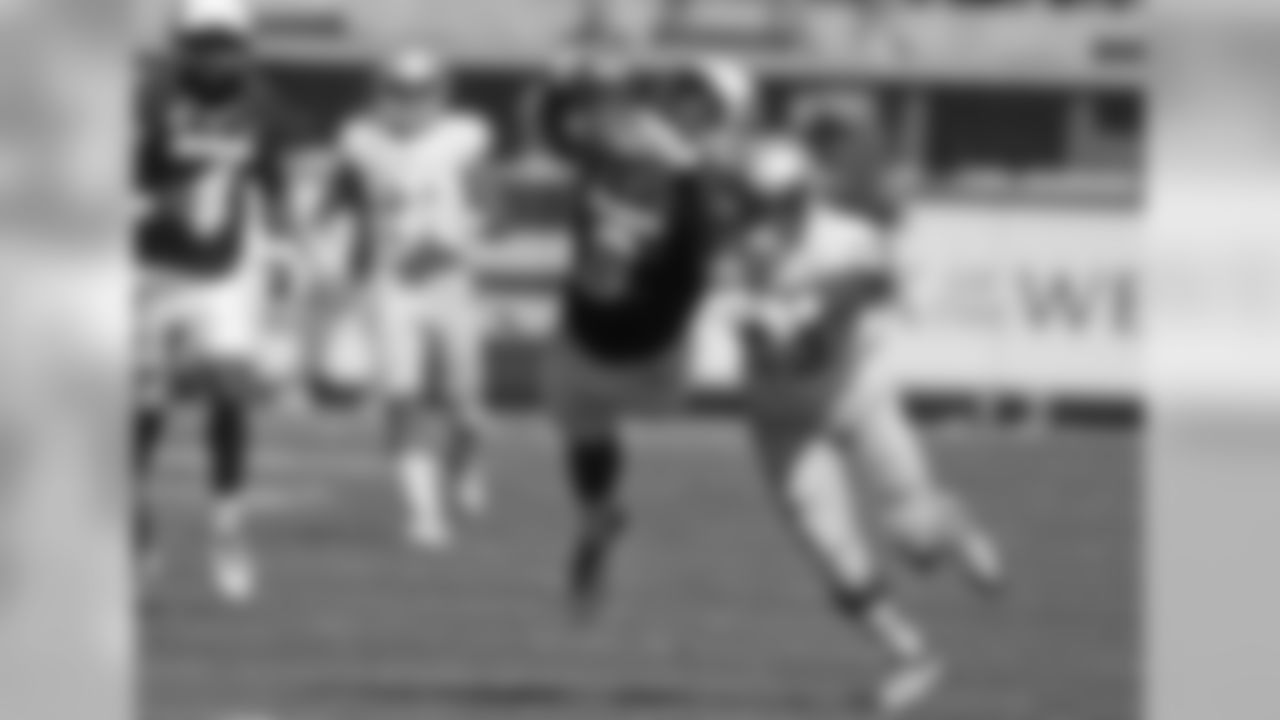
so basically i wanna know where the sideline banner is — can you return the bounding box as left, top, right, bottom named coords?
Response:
left=690, top=207, right=1140, bottom=398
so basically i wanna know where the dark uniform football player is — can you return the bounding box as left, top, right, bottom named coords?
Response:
left=528, top=57, right=756, bottom=618
left=134, top=0, right=295, bottom=603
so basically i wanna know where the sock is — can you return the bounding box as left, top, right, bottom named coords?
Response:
left=398, top=448, right=444, bottom=525
left=207, top=399, right=251, bottom=539
left=568, top=436, right=622, bottom=513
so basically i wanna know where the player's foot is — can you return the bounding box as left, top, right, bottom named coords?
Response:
left=406, top=505, right=454, bottom=552
left=567, top=505, right=628, bottom=622
left=210, top=501, right=258, bottom=604
left=211, top=537, right=258, bottom=605
left=871, top=654, right=944, bottom=718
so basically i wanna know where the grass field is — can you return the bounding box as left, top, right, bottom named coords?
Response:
left=143, top=414, right=1138, bottom=720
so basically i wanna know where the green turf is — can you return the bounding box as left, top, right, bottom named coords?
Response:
left=143, top=416, right=1138, bottom=720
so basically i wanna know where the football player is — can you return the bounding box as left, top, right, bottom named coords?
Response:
left=325, top=48, right=496, bottom=549
left=793, top=93, right=1006, bottom=596
left=530, top=56, right=757, bottom=618
left=734, top=139, right=942, bottom=714
left=133, top=0, right=297, bottom=603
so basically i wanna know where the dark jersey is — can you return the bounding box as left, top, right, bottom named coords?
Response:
left=134, top=67, right=291, bottom=277
left=532, top=75, right=747, bottom=361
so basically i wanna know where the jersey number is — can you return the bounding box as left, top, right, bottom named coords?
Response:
left=578, top=194, right=654, bottom=299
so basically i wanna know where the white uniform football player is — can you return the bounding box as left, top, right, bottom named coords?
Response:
left=731, top=139, right=946, bottom=716
left=792, top=93, right=1006, bottom=594
left=328, top=49, right=494, bottom=549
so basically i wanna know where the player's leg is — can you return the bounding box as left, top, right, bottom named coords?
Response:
left=845, top=357, right=1006, bottom=595
left=436, top=285, right=491, bottom=517
left=202, top=383, right=258, bottom=602
left=369, top=282, right=452, bottom=549
left=133, top=397, right=169, bottom=585
left=749, top=410, right=942, bottom=715
left=191, top=272, right=269, bottom=603
left=547, top=340, right=630, bottom=620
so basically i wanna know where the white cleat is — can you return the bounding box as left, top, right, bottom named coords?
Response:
left=406, top=510, right=454, bottom=552
left=212, top=541, right=258, bottom=606
left=873, top=655, right=944, bottom=718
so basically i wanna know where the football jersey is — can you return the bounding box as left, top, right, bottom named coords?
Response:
left=336, top=110, right=492, bottom=276
left=533, top=75, right=746, bottom=361
left=776, top=208, right=888, bottom=289
left=743, top=205, right=891, bottom=373
left=134, top=68, right=291, bottom=276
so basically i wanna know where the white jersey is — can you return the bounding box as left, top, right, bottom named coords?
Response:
left=338, top=110, right=492, bottom=278
left=777, top=207, right=886, bottom=288
left=747, top=205, right=888, bottom=337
